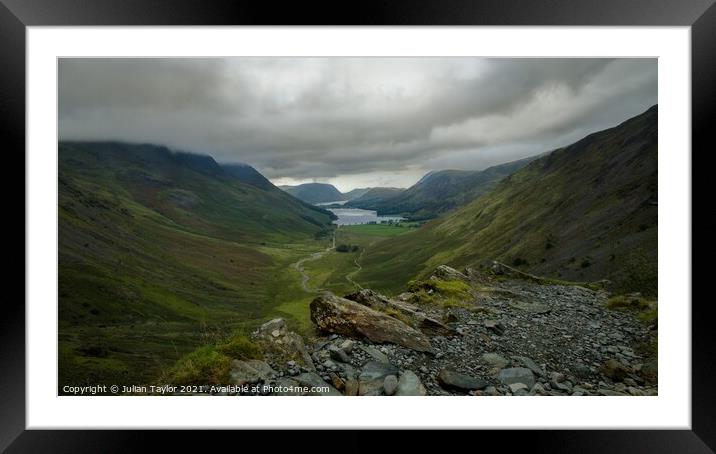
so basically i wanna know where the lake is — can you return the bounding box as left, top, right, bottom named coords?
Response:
left=328, top=208, right=404, bottom=226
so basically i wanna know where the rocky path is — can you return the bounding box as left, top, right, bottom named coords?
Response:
left=225, top=263, right=657, bottom=397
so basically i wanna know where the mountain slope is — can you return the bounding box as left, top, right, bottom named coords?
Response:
left=346, top=157, right=537, bottom=220
left=281, top=182, right=344, bottom=204
left=355, top=105, right=658, bottom=296
left=342, top=187, right=372, bottom=200
left=58, top=141, right=335, bottom=386
left=344, top=187, right=405, bottom=208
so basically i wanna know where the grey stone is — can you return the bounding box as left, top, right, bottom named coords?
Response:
left=229, top=359, right=276, bottom=386
left=259, top=318, right=286, bottom=335
left=383, top=375, right=398, bottom=396
left=437, top=369, right=489, bottom=392
left=530, top=383, right=547, bottom=395
left=328, top=345, right=350, bottom=363
left=358, top=361, right=399, bottom=396
left=340, top=339, right=355, bottom=354
left=484, top=319, right=505, bottom=335
left=360, top=345, right=390, bottom=364
left=481, top=353, right=509, bottom=369
left=509, top=382, right=529, bottom=393
left=498, top=367, right=535, bottom=388
left=550, top=372, right=565, bottom=383
left=513, top=356, right=543, bottom=376
left=395, top=371, right=427, bottom=396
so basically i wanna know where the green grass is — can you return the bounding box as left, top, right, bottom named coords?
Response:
left=216, top=334, right=263, bottom=360
left=354, top=106, right=658, bottom=297
left=339, top=224, right=411, bottom=237
left=606, top=294, right=657, bottom=329
left=606, top=294, right=651, bottom=311
left=406, top=279, right=473, bottom=308
left=167, top=345, right=232, bottom=386
left=58, top=141, right=335, bottom=390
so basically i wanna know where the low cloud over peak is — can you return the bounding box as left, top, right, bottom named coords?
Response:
left=59, top=57, right=656, bottom=191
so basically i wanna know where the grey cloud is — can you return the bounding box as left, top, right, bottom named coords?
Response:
left=58, top=57, right=657, bottom=188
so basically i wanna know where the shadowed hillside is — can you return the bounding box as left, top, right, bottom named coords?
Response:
left=355, top=105, right=658, bottom=296
left=347, top=157, right=537, bottom=220
left=280, top=182, right=344, bottom=204
left=58, top=141, right=335, bottom=386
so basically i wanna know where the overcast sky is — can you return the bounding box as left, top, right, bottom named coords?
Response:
left=59, top=58, right=656, bottom=192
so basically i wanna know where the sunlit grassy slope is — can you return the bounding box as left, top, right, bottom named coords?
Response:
left=58, top=141, right=334, bottom=386
left=355, top=105, right=658, bottom=296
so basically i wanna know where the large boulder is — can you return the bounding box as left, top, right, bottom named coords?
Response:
left=310, top=293, right=434, bottom=353
left=344, top=289, right=393, bottom=311
left=344, top=289, right=454, bottom=337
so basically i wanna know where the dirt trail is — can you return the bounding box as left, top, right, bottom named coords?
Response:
left=293, top=231, right=335, bottom=293
left=345, top=248, right=365, bottom=290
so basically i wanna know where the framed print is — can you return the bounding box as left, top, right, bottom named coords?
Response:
left=5, top=0, right=714, bottom=451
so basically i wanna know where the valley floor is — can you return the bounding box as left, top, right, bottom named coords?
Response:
left=58, top=224, right=409, bottom=391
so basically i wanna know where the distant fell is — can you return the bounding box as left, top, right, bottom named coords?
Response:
left=346, top=157, right=537, bottom=220
left=356, top=105, right=658, bottom=296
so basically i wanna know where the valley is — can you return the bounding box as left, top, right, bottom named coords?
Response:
left=57, top=106, right=658, bottom=395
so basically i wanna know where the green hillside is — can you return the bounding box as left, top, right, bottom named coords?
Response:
left=346, top=157, right=537, bottom=220
left=344, top=187, right=405, bottom=209
left=280, top=182, right=344, bottom=203
left=58, top=141, right=335, bottom=386
left=354, top=105, right=658, bottom=296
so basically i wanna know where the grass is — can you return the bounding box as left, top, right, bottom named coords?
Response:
left=216, top=334, right=263, bottom=360
left=606, top=294, right=651, bottom=311
left=406, top=279, right=473, bottom=308
left=339, top=224, right=411, bottom=237
left=58, top=141, right=335, bottom=390
left=605, top=294, right=658, bottom=327
left=167, top=345, right=232, bottom=386
left=353, top=107, right=658, bottom=297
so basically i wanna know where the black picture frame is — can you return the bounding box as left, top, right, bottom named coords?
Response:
left=4, top=0, right=713, bottom=451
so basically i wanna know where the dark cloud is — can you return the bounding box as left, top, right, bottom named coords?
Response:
left=58, top=57, right=657, bottom=190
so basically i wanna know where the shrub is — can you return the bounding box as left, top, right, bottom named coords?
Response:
left=168, top=346, right=231, bottom=385
left=217, top=335, right=263, bottom=360
left=407, top=279, right=472, bottom=308
left=512, top=257, right=528, bottom=267
left=606, top=294, right=651, bottom=311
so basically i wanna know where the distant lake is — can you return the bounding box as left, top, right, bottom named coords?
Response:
left=329, top=208, right=404, bottom=226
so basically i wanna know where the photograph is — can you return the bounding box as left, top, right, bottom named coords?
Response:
left=57, top=57, right=659, bottom=397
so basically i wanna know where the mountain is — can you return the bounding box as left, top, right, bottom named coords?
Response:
left=223, top=162, right=275, bottom=190
left=58, top=141, right=335, bottom=386
left=346, top=157, right=537, bottom=220
left=342, top=187, right=372, bottom=200
left=344, top=187, right=405, bottom=208
left=281, top=182, right=344, bottom=204
left=354, top=105, right=658, bottom=296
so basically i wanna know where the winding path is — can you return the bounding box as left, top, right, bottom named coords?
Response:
left=345, top=248, right=365, bottom=290
left=293, top=231, right=335, bottom=293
